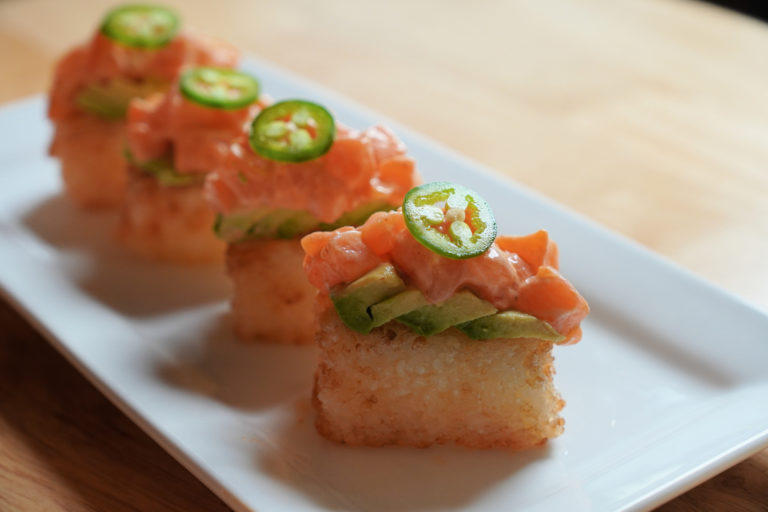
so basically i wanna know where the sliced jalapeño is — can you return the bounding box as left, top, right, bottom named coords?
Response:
left=248, top=100, right=335, bottom=163
left=180, top=68, right=260, bottom=110
left=100, top=4, right=180, bottom=49
left=403, top=182, right=497, bottom=259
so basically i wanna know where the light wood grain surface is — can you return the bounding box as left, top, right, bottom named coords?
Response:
left=1, top=0, right=767, bottom=510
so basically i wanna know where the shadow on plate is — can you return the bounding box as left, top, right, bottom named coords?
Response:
left=157, top=312, right=318, bottom=411
left=22, top=193, right=230, bottom=317
left=154, top=311, right=547, bottom=509
left=251, top=403, right=551, bottom=512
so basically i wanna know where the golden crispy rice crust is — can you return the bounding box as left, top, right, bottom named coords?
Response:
left=312, top=298, right=565, bottom=449
left=117, top=168, right=224, bottom=264
left=227, top=238, right=317, bottom=344
left=50, top=116, right=128, bottom=209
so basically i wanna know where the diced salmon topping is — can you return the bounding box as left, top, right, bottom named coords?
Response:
left=360, top=210, right=406, bottom=255
left=496, top=230, right=559, bottom=272
left=302, top=228, right=383, bottom=290
left=303, top=210, right=589, bottom=342
left=204, top=125, right=420, bottom=223
left=48, top=31, right=239, bottom=121
left=126, top=82, right=267, bottom=174
left=511, top=266, right=590, bottom=345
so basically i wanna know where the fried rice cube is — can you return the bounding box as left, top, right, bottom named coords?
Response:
left=49, top=116, right=127, bottom=209
left=227, top=238, right=317, bottom=344
left=313, top=298, right=565, bottom=449
left=117, top=171, right=224, bottom=264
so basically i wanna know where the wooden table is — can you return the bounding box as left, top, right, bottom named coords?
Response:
left=1, top=0, right=767, bottom=510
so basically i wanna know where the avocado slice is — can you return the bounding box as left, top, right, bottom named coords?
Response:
left=124, top=150, right=205, bottom=187
left=75, top=78, right=166, bottom=120
left=318, top=199, right=392, bottom=231
left=457, top=310, right=564, bottom=342
left=396, top=290, right=497, bottom=336
left=138, top=157, right=205, bottom=187
left=332, top=263, right=406, bottom=333
left=248, top=209, right=303, bottom=238
left=369, top=288, right=429, bottom=328
left=275, top=210, right=321, bottom=238
left=214, top=208, right=313, bottom=241
left=215, top=208, right=288, bottom=241
left=214, top=210, right=264, bottom=241
left=213, top=199, right=394, bottom=243
left=76, top=86, right=127, bottom=120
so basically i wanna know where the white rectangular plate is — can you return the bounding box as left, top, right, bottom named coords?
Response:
left=1, top=57, right=767, bottom=512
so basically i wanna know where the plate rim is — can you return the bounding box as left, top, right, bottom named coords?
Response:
left=1, top=80, right=767, bottom=511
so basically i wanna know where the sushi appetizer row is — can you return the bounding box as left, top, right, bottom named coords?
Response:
left=205, top=104, right=418, bottom=342
left=303, top=184, right=588, bottom=448
left=119, top=67, right=267, bottom=263
left=48, top=4, right=239, bottom=208
left=48, top=4, right=589, bottom=450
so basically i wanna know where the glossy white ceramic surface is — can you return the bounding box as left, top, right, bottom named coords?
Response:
left=0, top=58, right=767, bottom=511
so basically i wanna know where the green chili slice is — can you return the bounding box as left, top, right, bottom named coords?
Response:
left=248, top=100, right=335, bottom=163
left=403, top=182, right=497, bottom=259
left=100, top=4, right=180, bottom=49
left=179, top=68, right=260, bottom=110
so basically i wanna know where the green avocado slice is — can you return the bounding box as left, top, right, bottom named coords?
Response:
left=247, top=209, right=304, bottom=238
left=369, top=288, right=429, bottom=328
left=457, top=310, right=564, bottom=342
left=124, top=150, right=205, bottom=187
left=318, top=200, right=392, bottom=231
left=138, top=157, right=205, bottom=187
left=214, top=199, right=394, bottom=242
left=214, top=207, right=317, bottom=241
left=396, top=290, right=497, bottom=336
left=331, top=263, right=406, bottom=334
left=214, top=208, right=273, bottom=241
left=75, top=78, right=167, bottom=120
left=276, top=210, right=322, bottom=238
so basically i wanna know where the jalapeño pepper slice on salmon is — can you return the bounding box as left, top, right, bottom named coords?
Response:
left=248, top=100, right=335, bottom=163
left=100, top=4, right=180, bottom=49
left=180, top=67, right=260, bottom=109
left=403, top=182, right=497, bottom=259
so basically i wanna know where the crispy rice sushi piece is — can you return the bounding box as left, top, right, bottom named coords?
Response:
left=117, top=168, right=225, bottom=264
left=118, top=69, right=265, bottom=264
left=302, top=204, right=589, bottom=449
left=205, top=106, right=421, bottom=344
left=313, top=297, right=565, bottom=449
left=49, top=115, right=127, bottom=208
left=48, top=6, right=238, bottom=209
left=227, top=239, right=317, bottom=343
